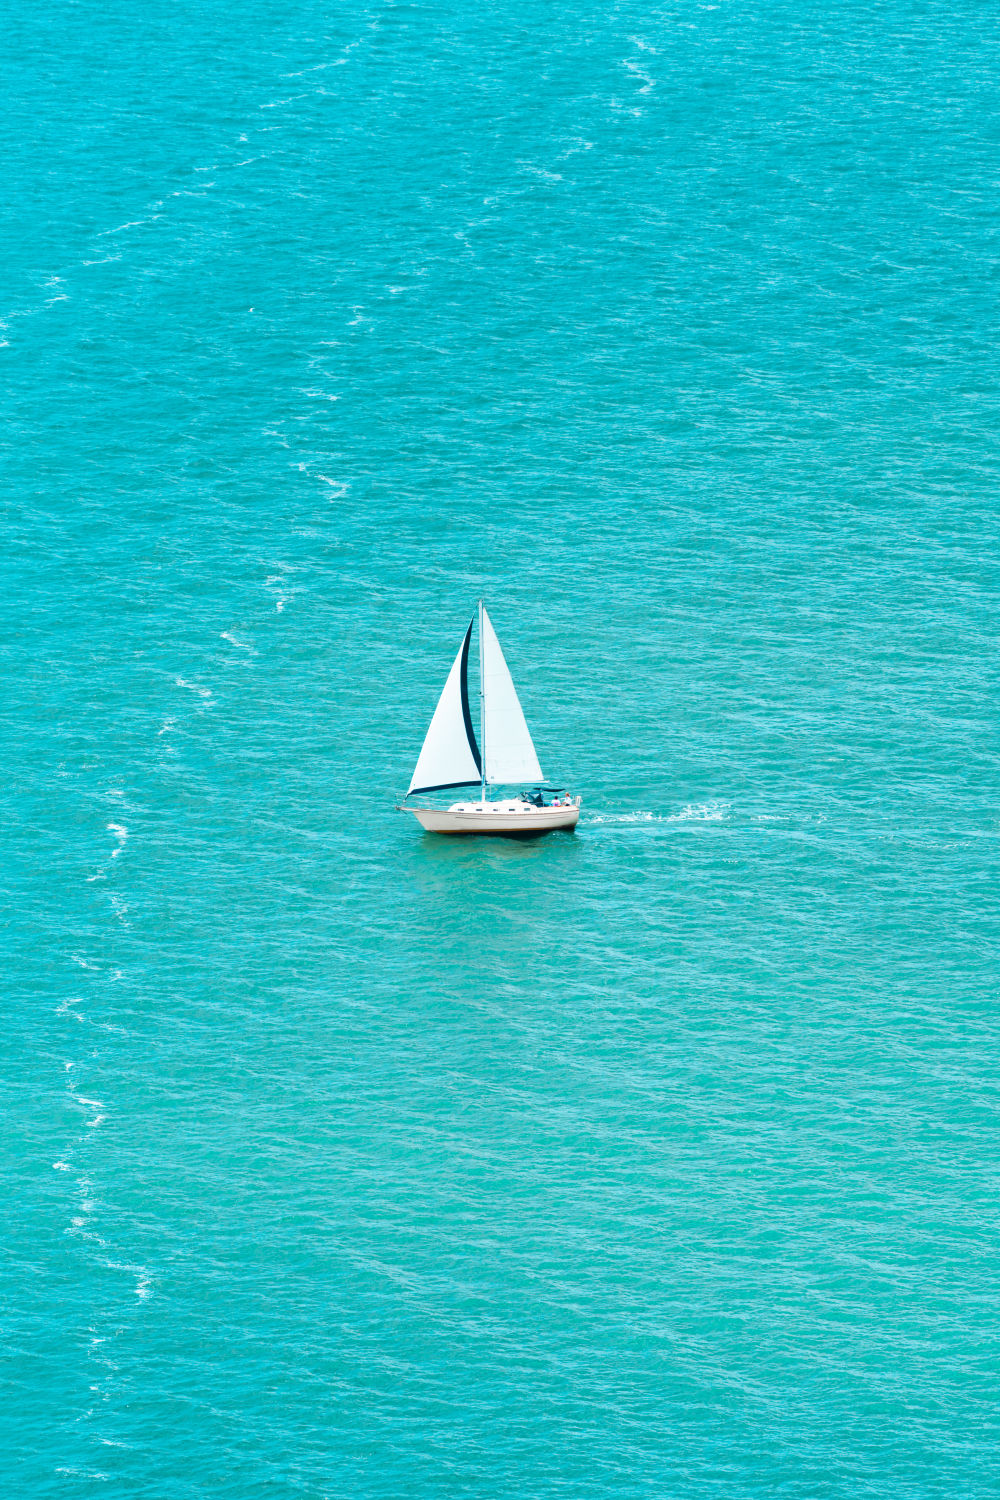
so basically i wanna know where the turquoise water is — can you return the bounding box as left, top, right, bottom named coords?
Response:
left=4, top=1, right=999, bottom=1493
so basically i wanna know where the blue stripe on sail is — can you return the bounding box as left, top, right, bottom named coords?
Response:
left=406, top=780, right=482, bottom=798
left=459, top=616, right=482, bottom=774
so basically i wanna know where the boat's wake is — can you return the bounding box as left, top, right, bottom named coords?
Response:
left=588, top=811, right=661, bottom=824
left=588, top=801, right=731, bottom=825
left=668, top=800, right=731, bottom=822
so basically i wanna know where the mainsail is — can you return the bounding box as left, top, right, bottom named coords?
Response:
left=406, top=616, right=482, bottom=797
left=480, top=606, right=544, bottom=786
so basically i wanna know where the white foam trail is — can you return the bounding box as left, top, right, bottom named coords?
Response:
left=107, top=823, right=128, bottom=858
left=588, top=801, right=732, bottom=825
left=519, top=162, right=563, bottom=182
left=666, top=800, right=731, bottom=822
left=74, top=1096, right=106, bottom=1128
left=558, top=138, right=593, bottom=160
left=588, top=811, right=660, bottom=825
left=176, top=677, right=213, bottom=699
left=220, top=631, right=256, bottom=653
left=98, top=216, right=162, bottom=236
left=317, top=476, right=349, bottom=497
left=106, top=1260, right=153, bottom=1300
left=622, top=58, right=656, bottom=93
left=176, top=677, right=215, bottom=713
left=281, top=35, right=365, bottom=77
left=264, top=573, right=294, bottom=612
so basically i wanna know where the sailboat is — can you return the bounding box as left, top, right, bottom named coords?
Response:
left=400, top=602, right=581, bottom=834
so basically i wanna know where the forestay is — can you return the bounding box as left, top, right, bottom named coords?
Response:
left=481, top=606, right=543, bottom=786
left=407, top=617, right=482, bottom=796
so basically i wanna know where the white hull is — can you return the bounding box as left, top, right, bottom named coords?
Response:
left=406, top=799, right=580, bottom=835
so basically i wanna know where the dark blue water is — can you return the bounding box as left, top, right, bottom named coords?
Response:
left=4, top=1, right=999, bottom=1494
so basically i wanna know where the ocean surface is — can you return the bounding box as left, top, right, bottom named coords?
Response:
left=4, top=1, right=999, bottom=1494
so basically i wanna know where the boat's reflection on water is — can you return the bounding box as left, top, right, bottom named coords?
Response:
left=402, top=813, right=582, bottom=899
left=400, top=821, right=585, bottom=966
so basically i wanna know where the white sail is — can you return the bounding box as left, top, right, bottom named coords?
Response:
left=407, top=617, right=482, bottom=796
left=481, top=606, right=543, bottom=786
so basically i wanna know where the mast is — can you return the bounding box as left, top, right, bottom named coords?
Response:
left=479, top=598, right=487, bottom=806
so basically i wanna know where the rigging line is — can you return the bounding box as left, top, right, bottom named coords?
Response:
left=479, top=599, right=487, bottom=805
